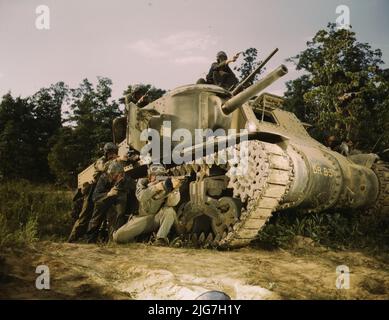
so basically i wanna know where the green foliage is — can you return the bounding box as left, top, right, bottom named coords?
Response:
left=234, top=48, right=263, bottom=84
left=48, top=77, right=121, bottom=187
left=256, top=209, right=389, bottom=251
left=119, top=83, right=166, bottom=105
left=0, top=77, right=165, bottom=187
left=0, top=83, right=68, bottom=181
left=284, top=23, right=389, bottom=151
left=0, top=94, right=36, bottom=180
left=0, top=181, right=72, bottom=249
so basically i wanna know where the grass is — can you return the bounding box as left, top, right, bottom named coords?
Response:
left=0, top=180, right=387, bottom=254
left=0, top=180, right=73, bottom=250
left=255, top=208, right=389, bottom=252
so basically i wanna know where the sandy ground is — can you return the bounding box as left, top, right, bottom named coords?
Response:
left=0, top=239, right=388, bottom=300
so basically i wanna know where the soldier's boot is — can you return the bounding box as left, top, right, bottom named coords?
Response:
left=153, top=237, right=169, bottom=247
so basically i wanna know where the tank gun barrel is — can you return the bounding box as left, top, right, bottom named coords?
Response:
left=221, top=64, right=288, bottom=115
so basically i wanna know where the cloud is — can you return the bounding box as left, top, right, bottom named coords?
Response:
left=173, top=56, right=209, bottom=65
left=162, top=31, right=216, bottom=52
left=127, top=39, right=167, bottom=58
left=127, top=31, right=217, bottom=64
left=0, top=72, right=4, bottom=79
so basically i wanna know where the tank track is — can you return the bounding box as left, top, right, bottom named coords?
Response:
left=170, top=140, right=293, bottom=249
left=368, top=161, right=389, bottom=220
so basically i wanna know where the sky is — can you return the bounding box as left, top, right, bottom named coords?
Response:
left=0, top=0, right=388, bottom=101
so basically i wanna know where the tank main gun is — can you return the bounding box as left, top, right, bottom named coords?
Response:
left=221, top=64, right=288, bottom=115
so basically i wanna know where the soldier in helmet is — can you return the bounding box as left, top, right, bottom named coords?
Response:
left=85, top=161, right=135, bottom=243
left=126, top=85, right=150, bottom=108
left=112, top=164, right=183, bottom=246
left=206, top=51, right=239, bottom=90
left=113, top=85, right=151, bottom=143
left=68, top=142, right=120, bottom=243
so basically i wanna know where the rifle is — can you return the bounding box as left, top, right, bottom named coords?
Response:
left=137, top=87, right=152, bottom=105
left=156, top=175, right=189, bottom=184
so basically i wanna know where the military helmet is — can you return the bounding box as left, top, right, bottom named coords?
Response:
left=216, top=51, right=227, bottom=59
left=107, top=161, right=124, bottom=176
left=148, top=164, right=167, bottom=176
left=195, top=290, right=231, bottom=300
left=103, top=142, right=118, bottom=153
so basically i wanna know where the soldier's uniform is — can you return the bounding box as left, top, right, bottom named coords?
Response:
left=85, top=161, right=135, bottom=243
left=68, top=143, right=119, bottom=243
left=112, top=166, right=178, bottom=244
left=112, top=85, right=150, bottom=143
left=206, top=51, right=238, bottom=90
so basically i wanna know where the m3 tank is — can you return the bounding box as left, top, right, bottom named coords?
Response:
left=116, top=64, right=389, bottom=249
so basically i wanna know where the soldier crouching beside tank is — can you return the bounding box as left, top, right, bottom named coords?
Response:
left=112, top=164, right=183, bottom=246
left=68, top=142, right=120, bottom=243
left=85, top=161, right=135, bottom=243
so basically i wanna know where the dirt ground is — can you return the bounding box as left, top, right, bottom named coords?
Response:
left=0, top=239, right=388, bottom=300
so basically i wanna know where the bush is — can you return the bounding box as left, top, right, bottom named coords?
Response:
left=0, top=180, right=73, bottom=249
left=255, top=209, right=389, bottom=251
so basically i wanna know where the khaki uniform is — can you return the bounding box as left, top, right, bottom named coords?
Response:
left=206, top=60, right=238, bottom=90
left=68, top=157, right=127, bottom=242
left=112, top=178, right=178, bottom=243
left=85, top=171, right=134, bottom=243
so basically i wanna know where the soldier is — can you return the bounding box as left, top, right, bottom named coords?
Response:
left=68, top=142, right=120, bottom=243
left=206, top=51, right=239, bottom=90
left=112, top=85, right=150, bottom=143
left=85, top=161, right=134, bottom=243
left=112, top=164, right=183, bottom=246
left=126, top=84, right=150, bottom=108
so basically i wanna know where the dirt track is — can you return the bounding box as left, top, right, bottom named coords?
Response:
left=0, top=240, right=388, bottom=300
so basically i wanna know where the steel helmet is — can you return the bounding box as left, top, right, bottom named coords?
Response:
left=216, top=51, right=227, bottom=60
left=107, top=161, right=124, bottom=176
left=147, top=164, right=167, bottom=176
left=103, top=142, right=118, bottom=153
left=195, top=290, right=231, bottom=300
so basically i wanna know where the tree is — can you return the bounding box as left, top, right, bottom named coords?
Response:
left=0, top=94, right=36, bottom=180
left=284, top=23, right=389, bottom=151
left=234, top=48, right=263, bottom=84
left=30, top=82, right=68, bottom=180
left=48, top=77, right=121, bottom=186
left=119, top=83, right=166, bottom=106
left=0, top=83, right=68, bottom=181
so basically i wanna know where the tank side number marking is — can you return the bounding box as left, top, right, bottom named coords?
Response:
left=313, top=165, right=334, bottom=177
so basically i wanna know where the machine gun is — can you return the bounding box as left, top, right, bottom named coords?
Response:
left=231, top=48, right=279, bottom=94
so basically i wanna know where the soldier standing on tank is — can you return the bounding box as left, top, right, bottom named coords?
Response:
left=205, top=51, right=240, bottom=90
left=68, top=142, right=120, bottom=243
left=112, top=85, right=150, bottom=143
left=127, top=85, right=150, bottom=108
left=85, top=161, right=135, bottom=243
left=112, top=164, right=183, bottom=246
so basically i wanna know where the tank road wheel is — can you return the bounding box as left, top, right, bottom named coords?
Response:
left=219, top=140, right=293, bottom=249
left=171, top=140, right=293, bottom=249
left=211, top=197, right=241, bottom=238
